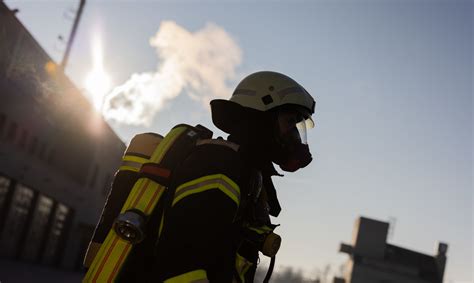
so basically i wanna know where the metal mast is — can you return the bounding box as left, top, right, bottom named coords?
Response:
left=60, top=0, right=86, bottom=71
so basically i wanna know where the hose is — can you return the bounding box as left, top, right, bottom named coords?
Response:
left=263, top=256, right=275, bottom=283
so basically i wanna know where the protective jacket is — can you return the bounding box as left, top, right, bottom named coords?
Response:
left=134, top=137, right=282, bottom=283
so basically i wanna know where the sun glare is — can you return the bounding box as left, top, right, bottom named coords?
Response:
left=85, top=36, right=112, bottom=111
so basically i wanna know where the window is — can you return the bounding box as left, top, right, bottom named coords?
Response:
left=42, top=203, right=70, bottom=265
left=21, top=194, right=54, bottom=261
left=0, top=183, right=35, bottom=257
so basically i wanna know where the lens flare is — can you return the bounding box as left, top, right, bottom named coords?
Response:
left=85, top=36, right=111, bottom=111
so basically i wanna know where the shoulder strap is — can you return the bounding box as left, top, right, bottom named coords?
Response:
left=139, top=124, right=213, bottom=186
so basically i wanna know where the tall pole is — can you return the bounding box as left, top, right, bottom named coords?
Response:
left=60, top=0, right=86, bottom=71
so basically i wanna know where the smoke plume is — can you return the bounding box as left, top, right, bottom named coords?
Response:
left=103, top=21, right=242, bottom=126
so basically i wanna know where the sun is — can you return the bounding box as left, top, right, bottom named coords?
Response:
left=85, top=36, right=112, bottom=111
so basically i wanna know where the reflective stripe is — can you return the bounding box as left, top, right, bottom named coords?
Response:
left=235, top=253, right=253, bottom=283
left=84, top=233, right=133, bottom=283
left=164, top=269, right=209, bottom=283
left=123, top=154, right=148, bottom=164
left=119, top=161, right=142, bottom=172
left=119, top=154, right=149, bottom=172
left=84, top=178, right=166, bottom=282
left=150, top=126, right=187, bottom=164
left=277, top=86, right=305, bottom=99
left=248, top=225, right=273, bottom=235
left=121, top=178, right=165, bottom=214
left=119, top=165, right=140, bottom=172
left=172, top=174, right=240, bottom=207
left=121, top=178, right=145, bottom=212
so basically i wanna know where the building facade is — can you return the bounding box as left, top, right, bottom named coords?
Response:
left=0, top=2, right=125, bottom=270
left=335, top=217, right=448, bottom=283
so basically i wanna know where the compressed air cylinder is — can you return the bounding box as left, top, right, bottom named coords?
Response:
left=83, top=133, right=163, bottom=268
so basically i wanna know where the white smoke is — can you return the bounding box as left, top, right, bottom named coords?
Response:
left=103, top=21, right=242, bottom=126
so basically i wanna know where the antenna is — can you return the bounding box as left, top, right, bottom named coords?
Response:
left=60, top=0, right=86, bottom=71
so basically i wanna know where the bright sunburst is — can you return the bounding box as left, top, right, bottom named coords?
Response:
left=85, top=36, right=111, bottom=111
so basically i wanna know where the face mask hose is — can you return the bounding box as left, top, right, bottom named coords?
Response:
left=263, top=256, right=276, bottom=283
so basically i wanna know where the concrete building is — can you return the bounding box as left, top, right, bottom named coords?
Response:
left=335, top=217, right=448, bottom=283
left=0, top=1, right=125, bottom=271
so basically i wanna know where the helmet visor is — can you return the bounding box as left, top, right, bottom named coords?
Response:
left=277, top=111, right=314, bottom=145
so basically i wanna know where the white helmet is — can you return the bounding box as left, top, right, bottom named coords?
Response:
left=211, top=71, right=316, bottom=142
left=230, top=71, right=315, bottom=121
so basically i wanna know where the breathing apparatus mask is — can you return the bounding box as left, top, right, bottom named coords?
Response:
left=272, top=108, right=314, bottom=172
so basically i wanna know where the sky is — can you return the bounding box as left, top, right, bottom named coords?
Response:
left=4, top=0, right=472, bottom=281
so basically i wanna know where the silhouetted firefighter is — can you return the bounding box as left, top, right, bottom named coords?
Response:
left=83, top=71, right=317, bottom=283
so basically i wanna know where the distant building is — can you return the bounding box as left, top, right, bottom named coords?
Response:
left=334, top=217, right=448, bottom=283
left=0, top=2, right=125, bottom=270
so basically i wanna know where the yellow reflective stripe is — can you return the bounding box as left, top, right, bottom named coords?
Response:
left=84, top=177, right=166, bottom=282
left=130, top=180, right=157, bottom=212
left=84, top=230, right=113, bottom=281
left=164, top=269, right=209, bottom=283
left=119, top=165, right=140, bottom=172
left=123, top=154, right=148, bottom=164
left=120, top=178, right=166, bottom=214
left=119, top=155, right=149, bottom=172
left=150, top=126, right=187, bottom=164
left=172, top=174, right=240, bottom=206
left=235, top=253, right=253, bottom=283
left=121, top=160, right=142, bottom=168
left=121, top=178, right=146, bottom=212
left=247, top=225, right=273, bottom=235
left=84, top=231, right=133, bottom=282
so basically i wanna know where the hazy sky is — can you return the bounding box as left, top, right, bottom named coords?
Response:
left=5, top=0, right=472, bottom=281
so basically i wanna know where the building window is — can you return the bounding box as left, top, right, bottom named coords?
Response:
left=6, top=122, right=17, bottom=142
left=0, top=183, right=35, bottom=258
left=20, top=194, right=54, bottom=261
left=42, top=203, right=70, bottom=265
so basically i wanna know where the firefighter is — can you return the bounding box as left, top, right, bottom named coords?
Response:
left=146, top=71, right=316, bottom=283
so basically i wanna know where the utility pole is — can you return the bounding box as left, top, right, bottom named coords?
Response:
left=60, top=0, right=86, bottom=71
